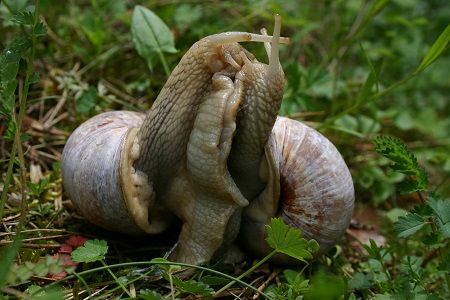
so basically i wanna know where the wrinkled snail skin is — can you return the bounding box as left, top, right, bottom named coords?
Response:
left=61, top=15, right=355, bottom=266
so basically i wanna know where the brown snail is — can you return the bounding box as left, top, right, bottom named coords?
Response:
left=61, top=15, right=354, bottom=265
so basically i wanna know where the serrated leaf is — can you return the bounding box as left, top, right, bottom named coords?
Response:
left=410, top=204, right=434, bottom=218
left=423, top=233, right=445, bottom=249
left=140, top=289, right=165, bottom=300
left=180, top=280, right=214, bottom=296
left=428, top=197, right=450, bottom=223
left=429, top=197, right=450, bottom=239
left=28, top=72, right=39, bottom=84
left=71, top=239, right=108, bottom=263
left=373, top=136, right=428, bottom=192
left=3, top=80, right=18, bottom=97
left=34, top=22, right=47, bottom=37
left=266, top=218, right=313, bottom=262
left=397, top=180, right=426, bottom=194
left=4, top=36, right=32, bottom=56
left=1, top=61, right=19, bottom=84
left=373, top=136, right=412, bottom=165
left=11, top=11, right=34, bottom=25
left=348, top=272, right=373, bottom=289
left=131, top=5, right=178, bottom=72
left=394, top=213, right=425, bottom=238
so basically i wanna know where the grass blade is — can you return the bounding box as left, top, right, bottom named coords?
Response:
left=415, top=23, right=450, bottom=74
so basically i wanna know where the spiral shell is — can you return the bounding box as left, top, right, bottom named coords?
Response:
left=240, top=116, right=355, bottom=259
left=61, top=111, right=172, bottom=235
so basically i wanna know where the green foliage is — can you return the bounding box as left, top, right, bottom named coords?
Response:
left=373, top=136, right=428, bottom=193
left=429, top=197, right=450, bottom=239
left=166, top=274, right=215, bottom=297
left=140, top=289, right=165, bottom=300
left=6, top=255, right=75, bottom=285
left=265, top=269, right=310, bottom=299
left=0, top=35, right=31, bottom=116
left=71, top=239, right=108, bottom=263
left=395, top=213, right=425, bottom=238
left=1, top=0, right=449, bottom=299
left=131, top=5, right=178, bottom=75
left=372, top=135, right=450, bottom=297
left=266, top=217, right=319, bottom=263
left=0, top=238, right=22, bottom=289
left=416, top=23, right=450, bottom=74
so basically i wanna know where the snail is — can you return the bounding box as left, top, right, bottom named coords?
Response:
left=61, top=15, right=354, bottom=265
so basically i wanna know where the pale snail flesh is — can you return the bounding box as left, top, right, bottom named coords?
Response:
left=61, top=15, right=355, bottom=265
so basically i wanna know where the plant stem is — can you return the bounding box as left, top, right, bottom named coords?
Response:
left=0, top=142, right=18, bottom=222
left=38, top=261, right=273, bottom=299
left=214, top=249, right=278, bottom=296
left=0, top=0, right=42, bottom=231
left=100, top=260, right=132, bottom=298
left=317, top=71, right=416, bottom=129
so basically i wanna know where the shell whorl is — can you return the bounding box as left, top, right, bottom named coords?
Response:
left=240, top=116, right=355, bottom=259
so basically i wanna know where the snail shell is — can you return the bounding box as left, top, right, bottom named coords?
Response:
left=239, top=116, right=354, bottom=260
left=61, top=15, right=354, bottom=265
left=61, top=111, right=173, bottom=235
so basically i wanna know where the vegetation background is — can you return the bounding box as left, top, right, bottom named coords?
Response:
left=0, top=0, right=449, bottom=299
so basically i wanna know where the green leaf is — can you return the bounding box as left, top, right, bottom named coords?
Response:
left=0, top=238, right=22, bottom=288
left=20, top=133, right=30, bottom=142
left=28, top=72, right=39, bottom=84
left=283, top=269, right=310, bottom=293
left=1, top=61, right=19, bottom=85
left=3, top=35, right=32, bottom=58
left=131, top=5, right=178, bottom=72
left=428, top=196, right=450, bottom=223
left=362, top=239, right=391, bottom=261
left=423, top=233, right=445, bottom=249
left=373, top=136, right=428, bottom=192
left=397, top=180, right=425, bottom=194
left=11, top=11, right=34, bottom=25
left=429, top=196, right=450, bottom=238
left=76, top=86, right=98, bottom=113
left=357, top=46, right=383, bottom=104
left=394, top=213, right=425, bottom=238
left=265, top=218, right=314, bottom=263
left=34, top=22, right=47, bottom=37
left=348, top=272, right=373, bottom=289
left=3, top=79, right=18, bottom=97
left=386, top=208, right=409, bottom=223
left=437, top=252, right=450, bottom=273
left=180, top=279, right=214, bottom=296
left=416, top=23, right=450, bottom=74
left=71, top=239, right=108, bottom=263
left=410, top=204, right=434, bottom=218
left=140, top=289, right=165, bottom=300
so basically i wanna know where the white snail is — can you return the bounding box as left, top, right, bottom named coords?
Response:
left=61, top=15, right=354, bottom=265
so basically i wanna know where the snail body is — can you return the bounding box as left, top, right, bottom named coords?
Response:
left=61, top=15, right=354, bottom=265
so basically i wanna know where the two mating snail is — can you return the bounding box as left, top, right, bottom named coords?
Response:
left=61, top=15, right=354, bottom=265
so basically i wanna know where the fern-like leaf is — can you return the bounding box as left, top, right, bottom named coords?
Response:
left=373, top=136, right=428, bottom=193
